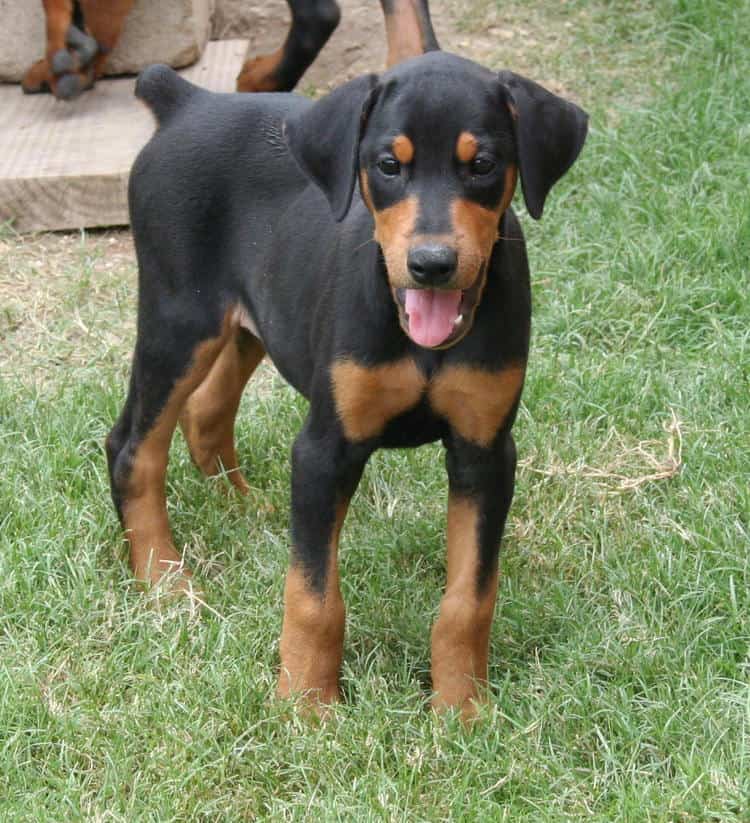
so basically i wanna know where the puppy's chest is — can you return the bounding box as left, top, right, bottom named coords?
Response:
left=330, top=357, right=525, bottom=447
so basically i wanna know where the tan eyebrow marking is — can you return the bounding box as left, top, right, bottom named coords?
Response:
left=456, top=131, right=479, bottom=163
left=392, top=134, right=415, bottom=164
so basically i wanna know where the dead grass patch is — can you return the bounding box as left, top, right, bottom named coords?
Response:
left=0, top=228, right=136, bottom=388
left=519, top=410, right=684, bottom=495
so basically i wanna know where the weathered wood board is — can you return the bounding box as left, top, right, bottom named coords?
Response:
left=0, top=40, right=248, bottom=233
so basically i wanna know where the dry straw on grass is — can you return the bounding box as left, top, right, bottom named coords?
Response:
left=520, top=410, right=683, bottom=495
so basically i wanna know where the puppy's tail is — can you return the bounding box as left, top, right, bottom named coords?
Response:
left=135, top=64, right=200, bottom=125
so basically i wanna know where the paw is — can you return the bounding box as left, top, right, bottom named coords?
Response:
left=54, top=71, right=90, bottom=101
left=277, top=673, right=342, bottom=720
left=26, top=24, right=100, bottom=101
left=65, top=24, right=99, bottom=69
left=21, top=59, right=51, bottom=94
left=432, top=690, right=489, bottom=723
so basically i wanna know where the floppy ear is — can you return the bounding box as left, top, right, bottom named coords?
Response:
left=284, top=74, right=379, bottom=221
left=498, top=71, right=588, bottom=220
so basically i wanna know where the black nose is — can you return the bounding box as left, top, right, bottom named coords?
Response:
left=407, top=245, right=458, bottom=286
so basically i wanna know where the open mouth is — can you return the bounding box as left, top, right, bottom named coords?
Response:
left=393, top=267, right=487, bottom=349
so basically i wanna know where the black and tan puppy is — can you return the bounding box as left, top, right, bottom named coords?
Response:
left=107, top=51, right=587, bottom=718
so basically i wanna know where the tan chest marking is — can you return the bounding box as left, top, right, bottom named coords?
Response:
left=331, top=358, right=427, bottom=441
left=429, top=364, right=525, bottom=446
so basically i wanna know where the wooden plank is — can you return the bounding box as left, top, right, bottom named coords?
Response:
left=0, top=40, right=248, bottom=233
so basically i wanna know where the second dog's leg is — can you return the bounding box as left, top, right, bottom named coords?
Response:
left=236, top=0, right=341, bottom=92
left=78, top=0, right=136, bottom=79
left=21, top=0, right=72, bottom=95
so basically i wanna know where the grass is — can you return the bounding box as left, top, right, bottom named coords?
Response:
left=1, top=0, right=749, bottom=818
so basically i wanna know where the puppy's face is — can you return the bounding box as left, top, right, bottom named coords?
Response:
left=358, top=59, right=518, bottom=349
left=286, top=52, right=587, bottom=351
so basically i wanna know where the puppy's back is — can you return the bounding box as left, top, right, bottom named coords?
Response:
left=129, top=68, right=312, bottom=240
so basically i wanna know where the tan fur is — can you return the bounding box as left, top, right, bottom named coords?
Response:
left=359, top=171, right=374, bottom=212
left=236, top=48, right=284, bottom=93
left=448, top=166, right=517, bottom=289
left=429, top=364, right=525, bottom=446
left=371, top=196, right=420, bottom=289
left=122, top=323, right=235, bottom=588
left=43, top=0, right=72, bottom=62
left=23, top=0, right=136, bottom=95
left=179, top=327, right=265, bottom=494
left=392, top=134, right=415, bottom=164
left=450, top=199, right=502, bottom=284
left=431, top=494, right=499, bottom=718
left=456, top=131, right=479, bottom=163
left=79, top=0, right=136, bottom=76
left=278, top=501, right=349, bottom=707
left=331, top=357, right=426, bottom=441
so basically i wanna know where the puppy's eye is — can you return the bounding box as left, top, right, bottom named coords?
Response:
left=377, top=156, right=401, bottom=176
left=470, top=156, right=496, bottom=176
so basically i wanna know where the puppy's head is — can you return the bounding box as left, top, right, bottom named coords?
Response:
left=285, top=52, right=588, bottom=349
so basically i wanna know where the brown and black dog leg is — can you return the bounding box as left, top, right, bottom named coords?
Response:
left=277, top=415, right=371, bottom=710
left=431, top=433, right=517, bottom=720
left=380, top=0, right=440, bottom=68
left=236, top=0, right=341, bottom=92
left=34, top=0, right=97, bottom=100
left=179, top=327, right=265, bottom=494
left=23, top=0, right=134, bottom=100
left=106, top=312, right=237, bottom=590
left=22, top=0, right=75, bottom=96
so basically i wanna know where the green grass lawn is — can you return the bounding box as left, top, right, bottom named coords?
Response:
left=1, top=0, right=749, bottom=818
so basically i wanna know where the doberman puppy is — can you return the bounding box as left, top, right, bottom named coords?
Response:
left=23, top=0, right=439, bottom=100
left=106, top=50, right=588, bottom=718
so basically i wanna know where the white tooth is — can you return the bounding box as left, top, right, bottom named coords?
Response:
left=454, top=314, right=463, bottom=325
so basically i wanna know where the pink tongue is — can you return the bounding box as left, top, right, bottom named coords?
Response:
left=404, top=288, right=462, bottom=348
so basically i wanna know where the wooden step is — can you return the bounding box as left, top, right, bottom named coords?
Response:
left=0, top=39, right=248, bottom=233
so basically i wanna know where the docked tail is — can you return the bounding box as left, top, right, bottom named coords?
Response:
left=135, top=64, right=201, bottom=124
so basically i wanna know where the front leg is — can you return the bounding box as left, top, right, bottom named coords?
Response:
left=278, top=417, right=370, bottom=709
left=431, top=433, right=517, bottom=718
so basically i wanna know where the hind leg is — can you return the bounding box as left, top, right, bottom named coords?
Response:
left=22, top=0, right=74, bottom=96
left=22, top=0, right=101, bottom=100
left=180, top=327, right=265, bottom=494
left=236, top=0, right=340, bottom=92
left=106, top=313, right=235, bottom=589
